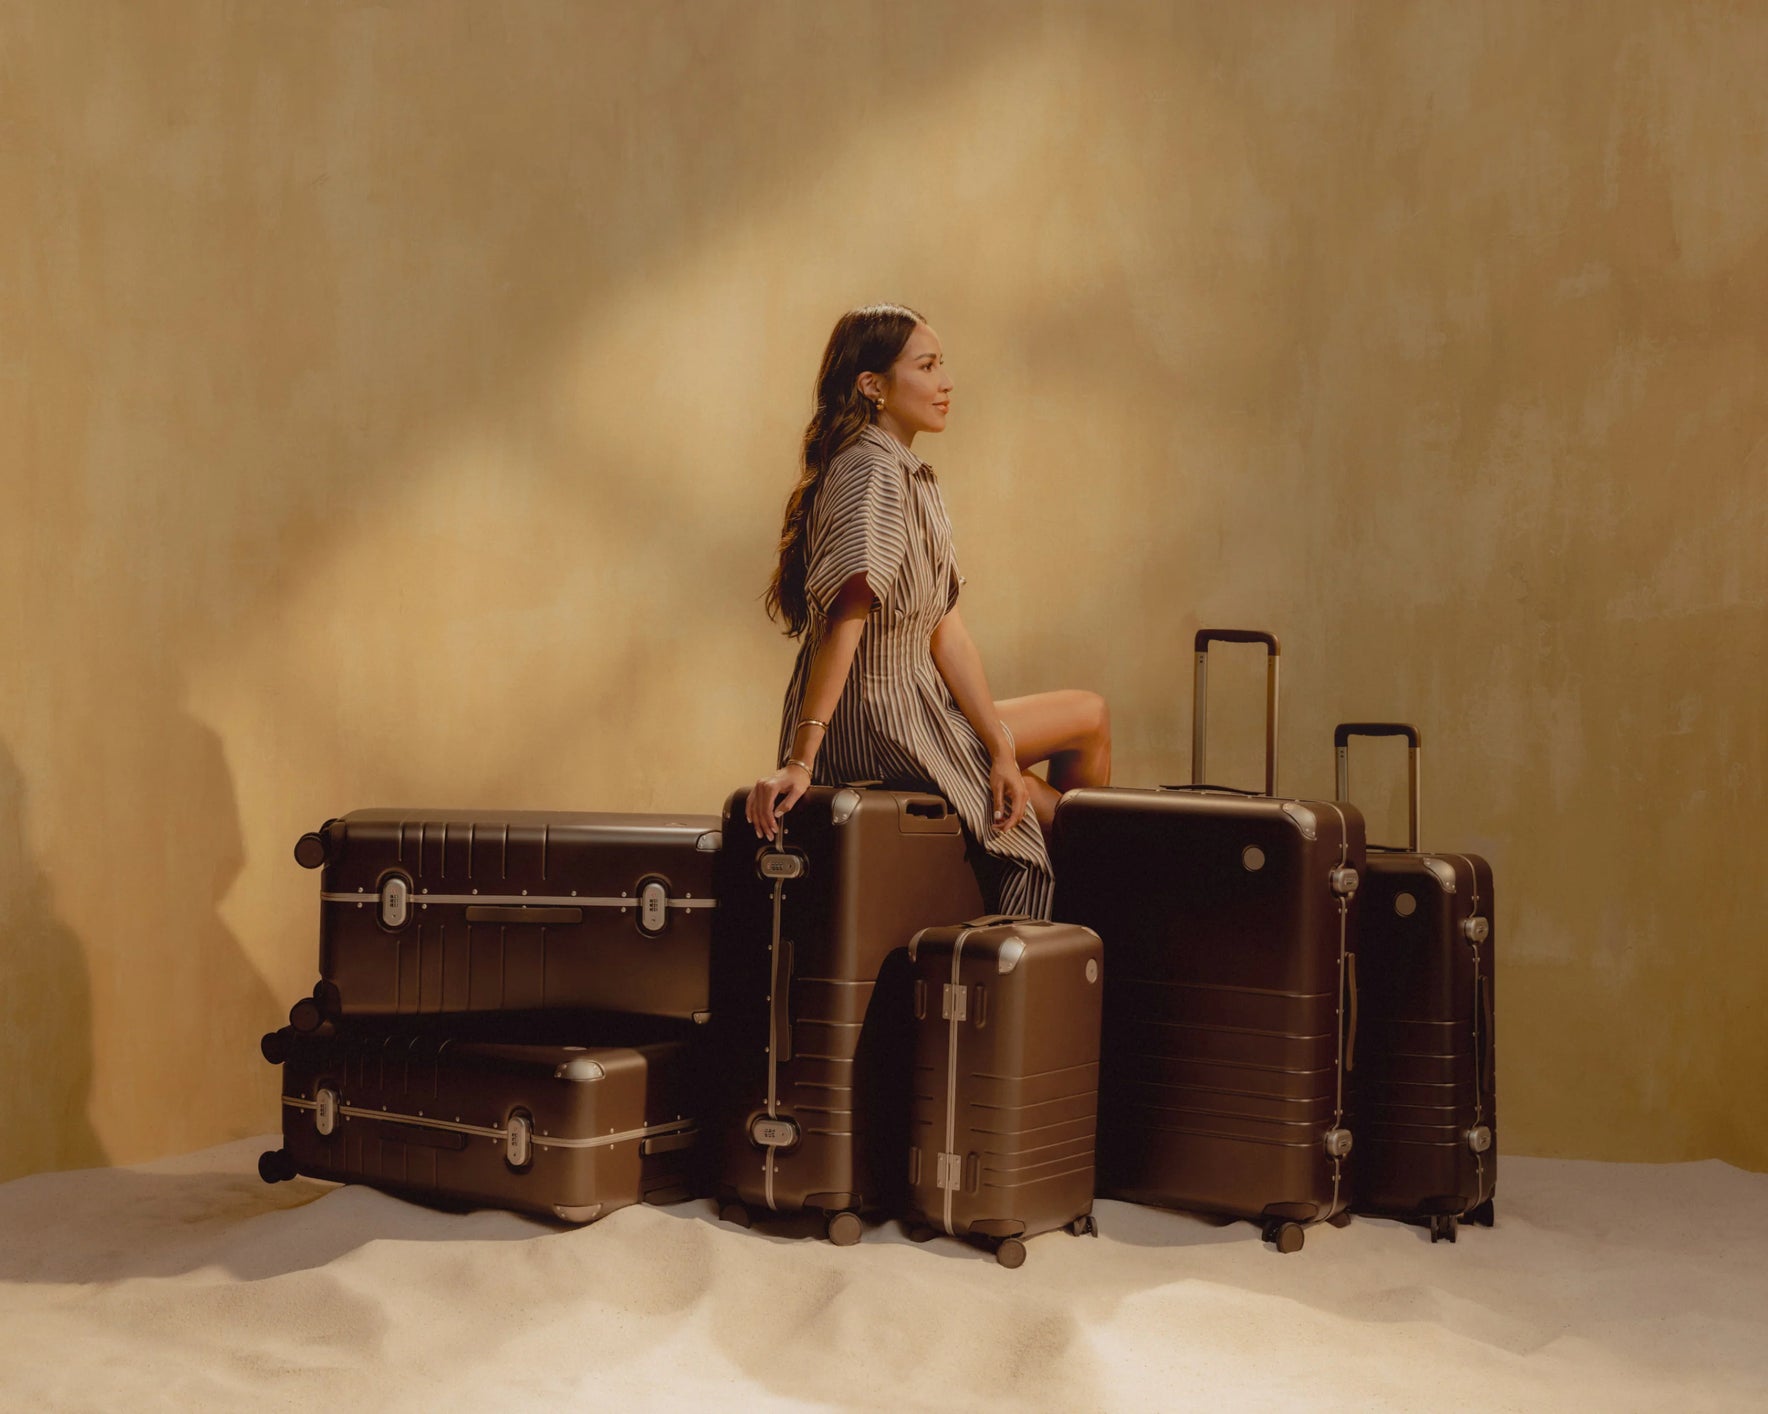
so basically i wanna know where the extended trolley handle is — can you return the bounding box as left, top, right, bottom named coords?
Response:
left=1333, top=722, right=1423, bottom=851
left=1192, top=629, right=1280, bottom=795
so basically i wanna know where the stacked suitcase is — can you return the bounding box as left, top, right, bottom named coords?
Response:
left=256, top=631, right=1496, bottom=1262
left=259, top=809, right=722, bottom=1225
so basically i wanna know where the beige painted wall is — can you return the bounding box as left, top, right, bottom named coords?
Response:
left=2, top=1, right=1763, bottom=1181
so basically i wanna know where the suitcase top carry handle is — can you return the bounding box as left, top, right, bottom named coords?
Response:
left=1193, top=629, right=1280, bottom=795
left=1333, top=721, right=1422, bottom=850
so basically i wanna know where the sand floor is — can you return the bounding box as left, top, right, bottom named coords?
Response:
left=1, top=1138, right=1763, bottom=1411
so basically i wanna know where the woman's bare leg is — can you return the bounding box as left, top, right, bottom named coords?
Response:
left=995, top=690, right=1112, bottom=832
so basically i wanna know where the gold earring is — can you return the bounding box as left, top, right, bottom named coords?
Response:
left=874, top=396, right=886, bottom=411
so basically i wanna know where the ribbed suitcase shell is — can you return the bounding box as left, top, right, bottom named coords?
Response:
left=300, top=809, right=721, bottom=1021
left=1351, top=851, right=1496, bottom=1231
left=267, top=1033, right=698, bottom=1223
left=1332, top=724, right=1496, bottom=1239
left=904, top=917, right=1101, bottom=1263
left=710, top=785, right=984, bottom=1235
left=1051, top=787, right=1364, bottom=1236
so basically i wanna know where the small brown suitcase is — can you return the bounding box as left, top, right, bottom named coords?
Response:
left=903, top=916, right=1103, bottom=1267
left=1335, top=724, right=1496, bottom=1242
left=293, top=809, right=721, bottom=1023
left=1051, top=630, right=1365, bottom=1252
left=259, top=1031, right=699, bottom=1224
left=709, top=784, right=985, bottom=1244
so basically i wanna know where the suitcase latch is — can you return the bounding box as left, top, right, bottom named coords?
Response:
left=1329, top=866, right=1360, bottom=897
left=637, top=880, right=669, bottom=935
left=505, top=1113, right=533, bottom=1168
left=1322, top=1127, right=1353, bottom=1159
left=1462, top=915, right=1490, bottom=943
left=757, top=851, right=804, bottom=881
left=941, top=984, right=968, bottom=1022
left=313, top=1087, right=339, bottom=1137
left=1465, top=1125, right=1492, bottom=1154
left=935, top=1152, right=962, bottom=1190
left=379, top=875, right=410, bottom=929
left=750, top=1116, right=799, bottom=1149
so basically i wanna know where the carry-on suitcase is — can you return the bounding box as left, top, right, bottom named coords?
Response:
left=903, top=916, right=1103, bottom=1267
left=1335, top=723, right=1496, bottom=1242
left=1050, top=629, right=1366, bottom=1252
left=292, top=809, right=721, bottom=1023
left=710, top=784, right=985, bottom=1244
left=258, top=1030, right=699, bottom=1223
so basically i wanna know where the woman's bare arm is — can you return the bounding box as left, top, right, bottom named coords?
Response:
left=745, top=573, right=873, bottom=840
left=930, top=606, right=1029, bottom=830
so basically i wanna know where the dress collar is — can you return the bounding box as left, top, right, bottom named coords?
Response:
left=860, top=422, right=936, bottom=479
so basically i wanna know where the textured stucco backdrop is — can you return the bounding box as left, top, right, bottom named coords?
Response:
left=2, top=1, right=1764, bottom=1182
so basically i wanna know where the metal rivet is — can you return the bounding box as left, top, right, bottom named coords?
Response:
left=1242, top=846, right=1265, bottom=872
left=1395, top=893, right=1417, bottom=917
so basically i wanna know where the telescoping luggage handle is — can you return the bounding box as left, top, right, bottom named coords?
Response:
left=1192, top=629, right=1280, bottom=795
left=1333, top=722, right=1422, bottom=851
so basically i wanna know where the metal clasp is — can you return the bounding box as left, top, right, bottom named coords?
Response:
left=941, top=984, right=968, bottom=1021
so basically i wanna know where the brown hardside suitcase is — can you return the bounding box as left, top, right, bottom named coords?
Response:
left=903, top=916, right=1103, bottom=1267
left=1050, top=629, right=1366, bottom=1253
left=1335, top=724, right=1496, bottom=1242
left=709, top=784, right=985, bottom=1244
left=293, top=809, right=721, bottom=1023
left=258, top=1030, right=699, bottom=1223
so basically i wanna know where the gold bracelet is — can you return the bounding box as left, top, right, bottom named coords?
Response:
left=787, top=757, right=813, bottom=775
left=794, top=718, right=829, bottom=735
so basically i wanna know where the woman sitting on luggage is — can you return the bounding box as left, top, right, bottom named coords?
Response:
left=744, top=303, right=1112, bottom=918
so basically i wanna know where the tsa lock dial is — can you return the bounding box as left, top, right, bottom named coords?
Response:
left=378, top=875, right=410, bottom=929
left=636, top=880, right=669, bottom=935
left=751, top=1117, right=798, bottom=1148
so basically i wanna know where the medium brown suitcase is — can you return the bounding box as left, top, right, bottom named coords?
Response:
left=1050, top=630, right=1365, bottom=1252
left=259, top=1031, right=699, bottom=1223
left=902, top=916, right=1103, bottom=1267
left=710, top=785, right=984, bottom=1244
left=1335, top=724, right=1496, bottom=1242
left=293, top=809, right=721, bottom=1022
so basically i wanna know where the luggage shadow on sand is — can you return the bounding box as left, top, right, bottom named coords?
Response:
left=0, top=1158, right=556, bottom=1286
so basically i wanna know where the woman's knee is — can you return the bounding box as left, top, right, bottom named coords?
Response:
left=1080, top=690, right=1110, bottom=748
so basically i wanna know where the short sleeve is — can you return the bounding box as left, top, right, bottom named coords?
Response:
left=944, top=561, right=966, bottom=614
left=806, top=453, right=911, bottom=615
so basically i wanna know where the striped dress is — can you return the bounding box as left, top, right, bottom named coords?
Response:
left=775, top=423, right=1054, bottom=919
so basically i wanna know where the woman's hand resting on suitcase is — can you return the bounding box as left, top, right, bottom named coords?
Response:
left=991, top=755, right=1031, bottom=833
left=747, top=763, right=811, bottom=842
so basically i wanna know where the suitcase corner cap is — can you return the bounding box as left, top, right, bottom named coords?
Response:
left=1280, top=803, right=1318, bottom=840
left=555, top=1058, right=607, bottom=1082
left=996, top=937, right=1026, bottom=974
left=829, top=787, right=862, bottom=825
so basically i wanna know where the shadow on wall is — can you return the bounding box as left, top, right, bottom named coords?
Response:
left=0, top=740, right=106, bottom=1182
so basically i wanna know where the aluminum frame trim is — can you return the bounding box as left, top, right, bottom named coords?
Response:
left=321, top=891, right=716, bottom=910
left=279, top=1095, right=695, bottom=1151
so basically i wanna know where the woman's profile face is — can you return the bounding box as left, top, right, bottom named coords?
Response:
left=868, top=324, right=953, bottom=441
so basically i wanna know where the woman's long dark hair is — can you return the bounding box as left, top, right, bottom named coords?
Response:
left=764, top=303, right=925, bottom=637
